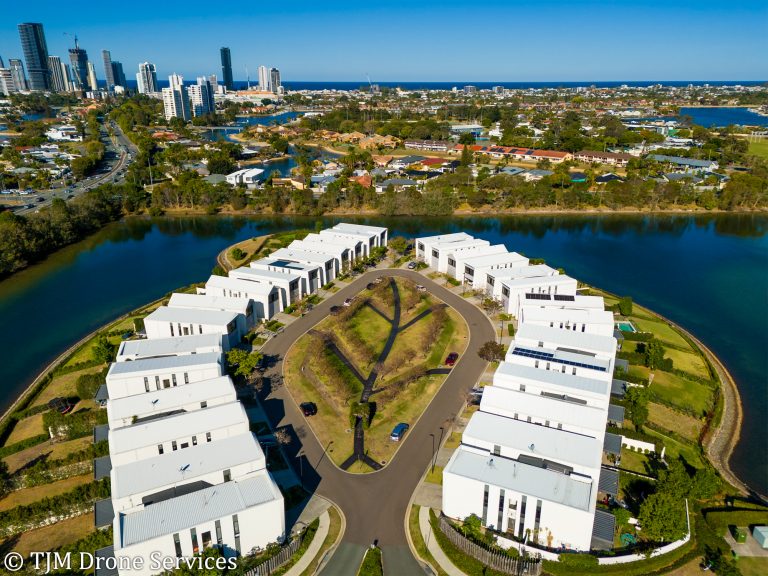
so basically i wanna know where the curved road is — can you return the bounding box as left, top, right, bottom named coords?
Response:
left=259, top=268, right=495, bottom=576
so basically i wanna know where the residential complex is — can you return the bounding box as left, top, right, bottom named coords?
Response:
left=413, top=232, right=623, bottom=552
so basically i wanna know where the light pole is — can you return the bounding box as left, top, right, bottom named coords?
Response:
left=430, top=434, right=435, bottom=474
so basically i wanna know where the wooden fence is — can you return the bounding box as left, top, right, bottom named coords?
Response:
left=244, top=534, right=303, bottom=576
left=437, top=515, right=542, bottom=575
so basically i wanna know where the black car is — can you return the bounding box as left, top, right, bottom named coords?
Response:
left=300, top=402, right=318, bottom=416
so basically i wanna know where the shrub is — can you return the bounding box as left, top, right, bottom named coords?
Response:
left=76, top=372, right=103, bottom=401
left=618, top=296, right=633, bottom=316
left=231, top=247, right=246, bottom=260
left=557, top=553, right=599, bottom=568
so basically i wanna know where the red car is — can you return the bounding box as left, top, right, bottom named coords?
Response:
left=445, top=352, right=459, bottom=366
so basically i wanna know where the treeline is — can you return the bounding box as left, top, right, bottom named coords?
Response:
left=0, top=185, right=124, bottom=277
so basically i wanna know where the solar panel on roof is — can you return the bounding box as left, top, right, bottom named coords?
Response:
left=511, top=347, right=607, bottom=372
left=525, top=293, right=551, bottom=300
left=554, top=294, right=576, bottom=301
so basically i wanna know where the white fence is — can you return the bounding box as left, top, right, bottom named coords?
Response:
left=622, top=436, right=666, bottom=458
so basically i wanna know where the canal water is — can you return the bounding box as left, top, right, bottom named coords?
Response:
left=0, top=214, right=765, bottom=493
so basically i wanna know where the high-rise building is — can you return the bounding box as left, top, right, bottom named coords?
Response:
left=0, top=56, right=5, bottom=68
left=269, top=68, right=281, bottom=94
left=87, top=61, right=98, bottom=91
left=17, top=23, right=50, bottom=91
left=136, top=62, right=158, bottom=94
left=188, top=77, right=216, bottom=117
left=258, top=65, right=269, bottom=92
left=220, top=47, right=233, bottom=91
left=111, top=61, right=126, bottom=88
left=48, top=56, right=67, bottom=92
left=8, top=59, right=27, bottom=91
left=102, top=50, right=115, bottom=89
left=68, top=40, right=89, bottom=91
left=0, top=68, right=18, bottom=96
left=162, top=74, right=191, bottom=121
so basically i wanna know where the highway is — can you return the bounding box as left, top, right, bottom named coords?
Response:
left=259, top=268, right=496, bottom=576
left=5, top=120, right=137, bottom=216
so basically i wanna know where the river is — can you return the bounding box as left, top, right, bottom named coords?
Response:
left=0, top=214, right=765, bottom=493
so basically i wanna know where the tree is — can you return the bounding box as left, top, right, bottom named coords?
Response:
left=478, top=341, right=505, bottom=362
left=618, top=296, right=633, bottom=316
left=460, top=144, right=473, bottom=167
left=93, top=335, right=116, bottom=364
left=638, top=490, right=687, bottom=542
left=481, top=297, right=502, bottom=316
left=624, top=386, right=649, bottom=430
left=691, top=467, right=721, bottom=500
left=459, top=132, right=475, bottom=145
left=226, top=348, right=263, bottom=379
left=644, top=340, right=667, bottom=370
left=0, top=461, right=10, bottom=498
left=388, top=235, right=409, bottom=255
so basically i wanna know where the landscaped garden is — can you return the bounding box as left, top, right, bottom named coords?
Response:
left=284, top=276, right=468, bottom=472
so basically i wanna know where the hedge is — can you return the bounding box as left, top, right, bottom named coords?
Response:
left=704, top=509, right=768, bottom=532
left=0, top=434, right=49, bottom=458
left=621, top=332, right=654, bottom=342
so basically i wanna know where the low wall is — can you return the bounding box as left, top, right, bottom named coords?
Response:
left=622, top=436, right=666, bottom=458
left=495, top=535, right=560, bottom=561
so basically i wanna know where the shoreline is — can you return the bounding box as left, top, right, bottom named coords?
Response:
left=3, top=234, right=755, bottom=503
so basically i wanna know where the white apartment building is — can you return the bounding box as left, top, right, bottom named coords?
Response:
left=116, top=333, right=223, bottom=362
left=268, top=247, right=338, bottom=286
left=228, top=267, right=302, bottom=310
left=108, top=402, right=249, bottom=466
left=416, top=234, right=491, bottom=273
left=250, top=258, right=321, bottom=296
left=144, top=306, right=243, bottom=350
left=107, top=375, right=236, bottom=429
left=459, top=251, right=530, bottom=290
left=303, top=232, right=367, bottom=264
left=499, top=275, right=578, bottom=317
left=445, top=244, right=508, bottom=281
left=225, top=168, right=265, bottom=187
left=327, top=223, right=388, bottom=251
left=518, top=306, right=615, bottom=337
left=162, top=74, right=191, bottom=121
left=201, top=275, right=281, bottom=320
left=415, top=232, right=474, bottom=262
left=484, top=265, right=559, bottom=299
left=168, top=293, right=258, bottom=330
left=106, top=351, right=224, bottom=400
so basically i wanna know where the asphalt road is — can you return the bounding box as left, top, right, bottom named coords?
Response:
left=8, top=121, right=136, bottom=215
left=259, top=268, right=495, bottom=576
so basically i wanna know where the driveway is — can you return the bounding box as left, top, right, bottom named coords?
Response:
left=259, top=268, right=495, bottom=576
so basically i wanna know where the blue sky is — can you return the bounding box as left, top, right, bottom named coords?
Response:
left=1, top=1, right=766, bottom=82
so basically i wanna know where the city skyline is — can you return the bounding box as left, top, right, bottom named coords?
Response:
left=0, top=1, right=766, bottom=82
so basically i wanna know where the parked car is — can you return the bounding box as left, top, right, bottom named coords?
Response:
left=445, top=352, right=459, bottom=366
left=390, top=422, right=410, bottom=441
left=416, top=284, right=426, bottom=292
left=407, top=262, right=417, bottom=270
left=343, top=297, right=354, bottom=307
left=300, top=402, right=318, bottom=417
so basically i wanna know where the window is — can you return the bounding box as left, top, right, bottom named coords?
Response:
left=183, top=326, right=190, bottom=336
left=163, top=379, right=170, bottom=389
left=538, top=341, right=544, bottom=348
left=488, top=276, right=495, bottom=286
left=155, top=375, right=160, bottom=390
left=502, top=286, right=510, bottom=297
left=557, top=423, right=563, bottom=430
left=192, top=436, right=198, bottom=446
left=180, top=442, right=189, bottom=449
left=232, top=515, right=241, bottom=554
left=534, top=499, right=543, bottom=540
left=200, top=401, right=208, bottom=409
left=493, top=445, right=501, bottom=456
left=173, top=533, right=182, bottom=557
left=206, top=432, right=212, bottom=442
left=518, top=496, right=527, bottom=539
left=572, top=367, right=577, bottom=375
left=158, top=444, right=164, bottom=455
left=519, top=384, right=526, bottom=392
left=481, top=485, right=490, bottom=525
left=172, top=374, right=177, bottom=386
left=202, top=531, right=212, bottom=550
left=144, top=377, right=150, bottom=393
left=527, top=416, right=532, bottom=422
left=223, top=469, right=231, bottom=482
left=215, top=520, right=223, bottom=546
left=184, top=372, right=189, bottom=384
left=448, top=258, right=456, bottom=267
left=561, top=365, right=566, bottom=373
left=497, top=489, right=506, bottom=533
left=535, top=360, right=539, bottom=368
left=199, top=324, right=203, bottom=334
left=513, top=412, right=518, bottom=420
left=432, top=249, right=439, bottom=258
left=190, top=528, right=199, bottom=554
left=545, top=420, right=550, bottom=427
left=170, top=323, right=174, bottom=337
left=546, top=362, right=550, bottom=370
left=172, top=441, right=178, bottom=451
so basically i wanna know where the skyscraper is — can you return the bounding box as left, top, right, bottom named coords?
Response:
left=111, top=62, right=126, bottom=88
left=220, top=47, right=233, bottom=91
left=136, top=62, right=158, bottom=94
left=68, top=40, right=89, bottom=91
left=258, top=65, right=269, bottom=92
left=162, top=74, right=191, bottom=121
left=188, top=77, right=216, bottom=117
left=8, top=59, right=27, bottom=91
left=48, top=56, right=67, bottom=92
left=269, top=68, right=281, bottom=94
left=87, top=61, right=98, bottom=91
left=17, top=23, right=50, bottom=91
left=102, top=50, right=115, bottom=89
left=0, top=56, right=5, bottom=68
left=0, top=68, right=18, bottom=96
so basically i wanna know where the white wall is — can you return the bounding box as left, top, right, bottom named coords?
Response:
left=144, top=316, right=241, bottom=350
left=106, top=362, right=223, bottom=400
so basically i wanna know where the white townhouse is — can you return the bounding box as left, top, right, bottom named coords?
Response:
left=517, top=293, right=606, bottom=313
left=445, top=244, right=508, bottom=282
left=518, top=306, right=615, bottom=337
left=116, top=334, right=223, bottom=362
left=227, top=267, right=302, bottom=310
left=499, top=275, right=578, bottom=317
left=113, top=471, right=284, bottom=575
left=415, top=232, right=475, bottom=262
left=202, top=275, right=281, bottom=320
left=330, top=222, right=388, bottom=249
left=168, top=293, right=258, bottom=330
left=106, top=352, right=224, bottom=400
left=107, top=375, right=236, bottom=429
left=250, top=258, right=321, bottom=296
left=108, top=402, right=250, bottom=467
left=268, top=247, right=338, bottom=286
left=484, top=265, right=559, bottom=299
left=304, top=232, right=366, bottom=262
left=144, top=306, right=244, bottom=350
left=417, top=235, right=491, bottom=273
left=459, top=251, right=530, bottom=290
left=287, top=239, right=350, bottom=276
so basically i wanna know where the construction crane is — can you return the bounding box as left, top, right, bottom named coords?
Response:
left=63, top=32, right=79, bottom=49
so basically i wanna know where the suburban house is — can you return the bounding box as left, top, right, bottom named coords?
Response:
left=444, top=244, right=509, bottom=281
left=225, top=168, right=265, bottom=187
left=647, top=154, right=719, bottom=171
left=144, top=306, right=244, bottom=350
left=573, top=150, right=634, bottom=166
left=404, top=139, right=452, bottom=152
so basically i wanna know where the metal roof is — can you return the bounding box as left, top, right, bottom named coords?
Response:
left=464, top=410, right=603, bottom=469
left=204, top=274, right=278, bottom=296
left=95, top=498, right=114, bottom=528
left=109, top=402, right=248, bottom=455
left=445, top=447, right=593, bottom=512
left=94, top=455, right=112, bottom=481
left=168, top=293, right=252, bottom=314
left=494, top=361, right=609, bottom=396
left=598, top=467, right=620, bottom=495
left=118, top=473, right=281, bottom=548
left=111, top=432, right=265, bottom=500
left=107, top=351, right=222, bottom=378
left=94, top=546, right=118, bottom=576
left=94, top=385, right=109, bottom=403
left=94, top=424, right=109, bottom=443
left=460, top=251, right=528, bottom=269
left=603, top=432, right=623, bottom=456
left=229, top=266, right=299, bottom=283
left=116, top=334, right=223, bottom=361
left=608, top=404, right=626, bottom=423
left=516, top=324, right=618, bottom=356
left=611, top=379, right=627, bottom=397
left=146, top=305, right=241, bottom=325
left=591, top=508, right=616, bottom=550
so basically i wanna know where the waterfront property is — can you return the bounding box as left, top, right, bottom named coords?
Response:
left=144, top=306, right=244, bottom=350
left=228, top=266, right=302, bottom=310
left=115, top=333, right=224, bottom=362
left=201, top=275, right=281, bottom=320
left=168, top=292, right=258, bottom=329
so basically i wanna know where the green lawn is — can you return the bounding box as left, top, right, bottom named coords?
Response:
left=620, top=447, right=652, bottom=475
left=739, top=557, right=768, bottom=576
left=664, top=348, right=710, bottom=379
left=346, top=305, right=391, bottom=359
left=408, top=506, right=449, bottom=576
left=648, top=402, right=703, bottom=442
left=425, top=465, right=444, bottom=485
left=358, top=547, right=383, bottom=576
left=747, top=138, right=768, bottom=160
left=645, top=428, right=705, bottom=469
left=647, top=369, right=714, bottom=417
left=631, top=317, right=694, bottom=352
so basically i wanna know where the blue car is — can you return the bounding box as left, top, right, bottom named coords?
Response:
left=390, top=422, right=410, bottom=441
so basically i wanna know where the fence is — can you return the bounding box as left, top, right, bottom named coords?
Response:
left=244, top=534, right=303, bottom=576
left=437, top=515, right=542, bottom=575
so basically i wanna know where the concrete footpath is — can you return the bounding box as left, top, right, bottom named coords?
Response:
left=284, top=509, right=331, bottom=576
left=417, top=506, right=466, bottom=576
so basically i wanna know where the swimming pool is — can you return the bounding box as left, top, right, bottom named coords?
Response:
left=616, top=322, right=636, bottom=332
